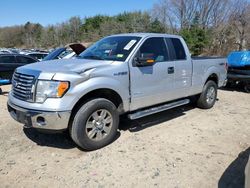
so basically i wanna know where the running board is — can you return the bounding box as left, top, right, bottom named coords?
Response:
left=128, top=99, right=190, bottom=120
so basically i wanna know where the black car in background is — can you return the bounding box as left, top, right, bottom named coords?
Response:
left=25, top=52, right=49, bottom=61
left=0, top=54, right=38, bottom=80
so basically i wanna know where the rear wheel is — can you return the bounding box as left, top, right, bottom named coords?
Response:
left=70, top=98, right=119, bottom=150
left=197, top=80, right=217, bottom=109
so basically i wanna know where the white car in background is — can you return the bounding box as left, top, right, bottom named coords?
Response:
left=43, top=43, right=87, bottom=61
left=0, top=49, right=13, bottom=54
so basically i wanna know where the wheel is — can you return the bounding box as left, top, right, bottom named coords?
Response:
left=197, top=80, right=217, bottom=109
left=70, top=98, right=119, bottom=150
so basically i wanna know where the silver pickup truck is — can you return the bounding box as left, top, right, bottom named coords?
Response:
left=7, top=33, right=227, bottom=150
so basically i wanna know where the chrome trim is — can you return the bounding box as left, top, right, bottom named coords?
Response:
left=128, top=99, right=190, bottom=120
left=12, top=72, right=35, bottom=102
left=85, top=109, right=113, bottom=141
left=8, top=101, right=71, bottom=130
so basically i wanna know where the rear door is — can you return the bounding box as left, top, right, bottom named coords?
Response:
left=129, top=37, right=175, bottom=111
left=165, top=38, right=192, bottom=98
left=0, top=55, right=17, bottom=79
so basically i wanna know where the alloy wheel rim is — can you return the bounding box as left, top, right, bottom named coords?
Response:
left=85, top=109, right=113, bottom=141
left=206, top=86, right=216, bottom=104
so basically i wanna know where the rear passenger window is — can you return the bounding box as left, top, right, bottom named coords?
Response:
left=165, top=38, right=186, bottom=60
left=137, top=37, right=169, bottom=62
left=0, top=56, right=16, bottom=63
left=16, top=56, right=37, bottom=64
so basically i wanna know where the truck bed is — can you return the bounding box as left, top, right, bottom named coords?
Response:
left=190, top=57, right=227, bottom=95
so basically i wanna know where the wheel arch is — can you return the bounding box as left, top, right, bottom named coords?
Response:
left=73, top=88, right=123, bottom=111
left=205, top=73, right=219, bottom=86
left=68, top=88, right=124, bottom=129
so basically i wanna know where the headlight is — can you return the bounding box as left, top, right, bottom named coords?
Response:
left=35, top=80, right=69, bottom=103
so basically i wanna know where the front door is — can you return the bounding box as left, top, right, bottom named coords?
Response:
left=129, top=37, right=175, bottom=111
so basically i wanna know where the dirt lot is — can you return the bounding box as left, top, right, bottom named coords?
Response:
left=0, top=85, right=249, bottom=188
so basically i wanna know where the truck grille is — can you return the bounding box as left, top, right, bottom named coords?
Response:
left=12, top=72, right=35, bottom=102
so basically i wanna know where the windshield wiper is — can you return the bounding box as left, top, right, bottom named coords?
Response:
left=82, top=55, right=104, bottom=60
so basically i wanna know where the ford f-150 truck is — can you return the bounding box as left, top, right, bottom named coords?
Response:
left=7, top=33, right=227, bottom=150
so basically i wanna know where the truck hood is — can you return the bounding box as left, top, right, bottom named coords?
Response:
left=17, top=58, right=113, bottom=74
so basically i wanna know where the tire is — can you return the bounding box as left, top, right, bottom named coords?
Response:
left=70, top=98, right=119, bottom=151
left=197, top=80, right=217, bottom=109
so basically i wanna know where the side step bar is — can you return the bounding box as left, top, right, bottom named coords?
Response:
left=128, top=99, right=190, bottom=120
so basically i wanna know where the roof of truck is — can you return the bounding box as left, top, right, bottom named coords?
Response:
left=111, top=33, right=182, bottom=39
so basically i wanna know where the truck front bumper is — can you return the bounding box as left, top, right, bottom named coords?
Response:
left=7, top=101, right=71, bottom=131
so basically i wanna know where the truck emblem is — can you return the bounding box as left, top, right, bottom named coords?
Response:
left=114, top=71, right=128, bottom=76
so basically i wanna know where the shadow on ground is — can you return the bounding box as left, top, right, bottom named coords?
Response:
left=221, top=85, right=249, bottom=93
left=23, top=128, right=76, bottom=149
left=218, top=147, right=250, bottom=188
left=23, top=127, right=121, bottom=151
left=23, top=104, right=195, bottom=150
left=119, top=104, right=195, bottom=132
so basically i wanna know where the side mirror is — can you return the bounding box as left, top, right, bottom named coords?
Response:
left=134, top=57, right=155, bottom=67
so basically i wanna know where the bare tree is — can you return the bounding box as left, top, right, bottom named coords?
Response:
left=170, top=0, right=199, bottom=28
left=151, top=0, right=176, bottom=32
left=229, top=0, right=250, bottom=50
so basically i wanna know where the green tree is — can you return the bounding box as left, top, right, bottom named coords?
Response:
left=180, top=13, right=210, bottom=56
left=180, top=26, right=210, bottom=56
left=149, top=19, right=165, bottom=33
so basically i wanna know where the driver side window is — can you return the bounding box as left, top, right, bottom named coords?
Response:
left=137, top=37, right=169, bottom=62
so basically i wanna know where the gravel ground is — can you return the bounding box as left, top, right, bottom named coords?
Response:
left=0, top=85, right=249, bottom=188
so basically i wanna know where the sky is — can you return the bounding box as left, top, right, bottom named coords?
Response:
left=0, top=0, right=158, bottom=27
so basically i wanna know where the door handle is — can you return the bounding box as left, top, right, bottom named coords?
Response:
left=168, top=67, right=174, bottom=74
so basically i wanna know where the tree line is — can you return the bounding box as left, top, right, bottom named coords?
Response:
left=0, top=0, right=249, bottom=56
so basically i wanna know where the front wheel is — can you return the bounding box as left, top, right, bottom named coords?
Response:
left=197, top=80, right=218, bottom=109
left=70, top=98, right=119, bottom=150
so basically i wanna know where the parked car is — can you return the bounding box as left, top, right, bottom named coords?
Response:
left=43, top=43, right=86, bottom=61
left=0, top=49, right=12, bottom=54
left=0, top=54, right=38, bottom=80
left=227, top=51, right=250, bottom=92
left=7, top=33, right=227, bottom=150
left=25, top=52, right=49, bottom=61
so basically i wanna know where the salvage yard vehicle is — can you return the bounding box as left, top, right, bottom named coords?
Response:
left=7, top=33, right=228, bottom=150
left=25, top=52, right=49, bottom=61
left=43, top=43, right=86, bottom=61
left=0, top=53, right=38, bottom=80
left=227, top=51, right=250, bottom=92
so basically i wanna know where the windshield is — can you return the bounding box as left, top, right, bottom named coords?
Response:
left=79, top=36, right=141, bottom=61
